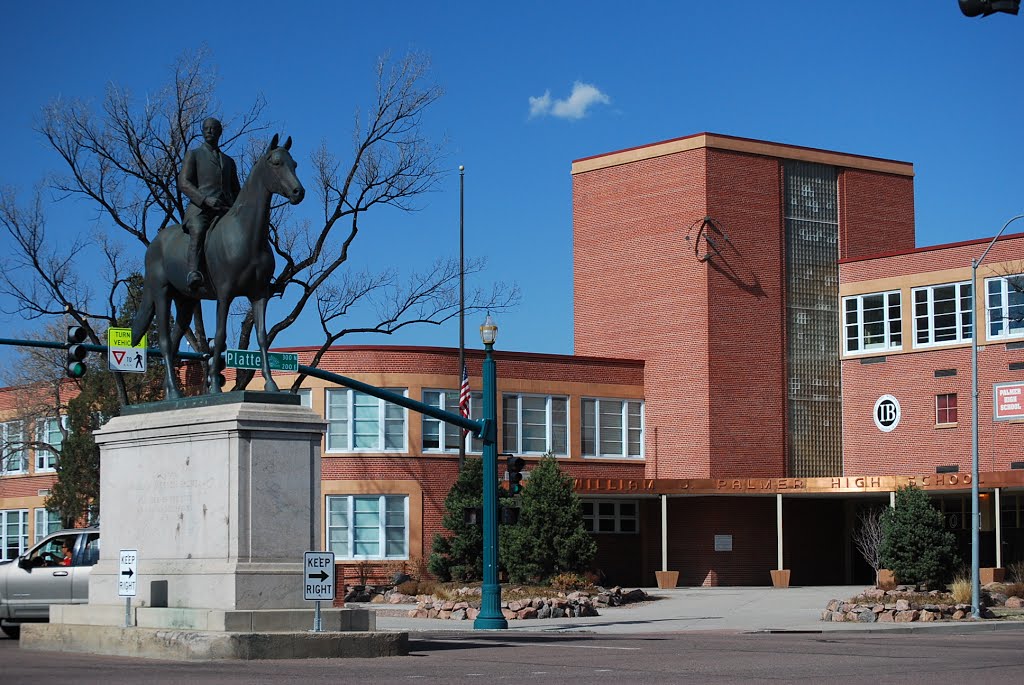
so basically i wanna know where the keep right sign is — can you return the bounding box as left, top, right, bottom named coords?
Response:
left=303, top=551, right=336, bottom=601
left=994, top=382, right=1024, bottom=421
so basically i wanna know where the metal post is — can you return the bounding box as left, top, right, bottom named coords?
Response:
left=124, top=597, right=131, bottom=628
left=474, top=338, right=507, bottom=629
left=971, top=256, right=981, bottom=618
left=458, top=165, right=466, bottom=470
left=970, top=213, right=1024, bottom=619
left=661, top=494, right=668, bottom=572
left=776, top=494, right=784, bottom=571
left=995, top=488, right=1002, bottom=570
left=312, top=600, right=323, bottom=632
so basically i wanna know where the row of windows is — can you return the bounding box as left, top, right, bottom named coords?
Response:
left=1, top=508, right=65, bottom=561
left=323, top=388, right=644, bottom=458
left=323, top=495, right=640, bottom=561
left=844, top=275, right=1024, bottom=355
left=1, top=417, right=64, bottom=475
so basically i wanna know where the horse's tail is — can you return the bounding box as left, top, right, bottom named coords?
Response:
left=131, top=279, right=155, bottom=347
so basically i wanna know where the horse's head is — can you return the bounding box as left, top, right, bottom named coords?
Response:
left=262, top=134, right=305, bottom=205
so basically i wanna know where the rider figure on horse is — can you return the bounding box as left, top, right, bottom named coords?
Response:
left=178, top=117, right=241, bottom=292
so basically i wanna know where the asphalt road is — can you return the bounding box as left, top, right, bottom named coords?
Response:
left=5, top=628, right=1024, bottom=684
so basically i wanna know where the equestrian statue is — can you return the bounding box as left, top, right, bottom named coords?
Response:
left=131, top=126, right=305, bottom=399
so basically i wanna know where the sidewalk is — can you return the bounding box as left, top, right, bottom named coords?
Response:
left=364, top=586, right=1024, bottom=635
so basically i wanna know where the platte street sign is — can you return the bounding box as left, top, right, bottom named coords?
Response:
left=224, top=349, right=299, bottom=372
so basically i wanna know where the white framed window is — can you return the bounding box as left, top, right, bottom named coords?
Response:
left=501, top=394, right=568, bottom=456
left=1, top=509, right=29, bottom=561
left=582, top=499, right=638, bottom=534
left=582, top=398, right=644, bottom=458
left=297, top=388, right=312, bottom=408
left=422, top=389, right=483, bottom=453
left=1, top=421, right=27, bottom=474
left=33, top=508, right=63, bottom=543
left=35, top=416, right=65, bottom=473
left=326, top=494, right=408, bottom=560
left=325, top=388, right=407, bottom=452
left=913, top=282, right=973, bottom=348
left=843, top=291, right=902, bottom=354
left=986, top=274, right=1024, bottom=341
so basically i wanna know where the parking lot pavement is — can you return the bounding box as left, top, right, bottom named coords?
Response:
left=367, top=585, right=1024, bottom=635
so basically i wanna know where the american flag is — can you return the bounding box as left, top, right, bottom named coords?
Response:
left=459, top=363, right=471, bottom=436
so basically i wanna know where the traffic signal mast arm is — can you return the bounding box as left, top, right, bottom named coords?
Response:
left=0, top=337, right=488, bottom=440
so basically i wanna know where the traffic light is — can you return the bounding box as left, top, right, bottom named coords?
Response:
left=65, top=326, right=88, bottom=378
left=506, top=455, right=526, bottom=495
left=959, top=0, right=1020, bottom=17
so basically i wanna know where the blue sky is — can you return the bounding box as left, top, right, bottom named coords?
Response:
left=1, top=2, right=1022, bottom=364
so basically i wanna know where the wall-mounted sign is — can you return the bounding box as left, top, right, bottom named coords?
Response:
left=714, top=534, right=733, bottom=552
left=873, top=395, right=901, bottom=432
left=994, top=382, right=1024, bottom=421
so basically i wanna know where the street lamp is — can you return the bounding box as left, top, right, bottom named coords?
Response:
left=970, top=213, right=1024, bottom=618
left=474, top=313, right=508, bottom=630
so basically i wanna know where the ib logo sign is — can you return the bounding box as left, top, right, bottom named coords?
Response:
left=873, top=395, right=901, bottom=433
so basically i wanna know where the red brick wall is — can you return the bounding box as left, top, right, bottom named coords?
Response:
left=842, top=345, right=1024, bottom=474
left=705, top=150, right=787, bottom=477
left=839, top=169, right=916, bottom=260
left=573, top=148, right=712, bottom=479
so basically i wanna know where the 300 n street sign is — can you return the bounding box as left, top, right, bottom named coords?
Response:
left=224, top=349, right=299, bottom=372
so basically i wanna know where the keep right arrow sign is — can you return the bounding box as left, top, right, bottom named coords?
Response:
left=303, top=551, right=335, bottom=601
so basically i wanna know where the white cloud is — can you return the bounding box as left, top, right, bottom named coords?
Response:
left=528, top=81, right=610, bottom=120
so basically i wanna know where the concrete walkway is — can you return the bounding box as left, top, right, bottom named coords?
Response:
left=366, top=586, right=1024, bottom=635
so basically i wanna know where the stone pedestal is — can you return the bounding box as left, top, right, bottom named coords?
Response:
left=86, top=395, right=326, bottom=613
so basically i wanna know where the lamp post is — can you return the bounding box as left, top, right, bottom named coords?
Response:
left=474, top=313, right=508, bottom=630
left=970, top=213, right=1024, bottom=619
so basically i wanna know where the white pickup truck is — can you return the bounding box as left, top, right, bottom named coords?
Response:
left=0, top=527, right=99, bottom=638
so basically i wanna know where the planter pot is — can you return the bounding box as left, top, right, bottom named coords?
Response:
left=876, top=569, right=896, bottom=590
left=770, top=569, right=791, bottom=588
left=655, top=570, right=679, bottom=589
left=980, top=567, right=1005, bottom=584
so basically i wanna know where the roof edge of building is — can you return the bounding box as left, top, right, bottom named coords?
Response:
left=269, top=344, right=646, bottom=368
left=838, top=229, right=1024, bottom=266
left=570, top=132, right=915, bottom=177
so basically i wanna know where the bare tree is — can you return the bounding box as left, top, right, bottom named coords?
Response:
left=853, top=506, right=886, bottom=576
left=1, top=48, right=517, bottom=398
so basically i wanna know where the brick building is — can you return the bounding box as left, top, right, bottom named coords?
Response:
left=1, top=132, right=1022, bottom=587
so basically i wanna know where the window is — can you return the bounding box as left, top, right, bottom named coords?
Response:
left=582, top=499, right=638, bottom=534
left=501, top=394, right=568, bottom=455
left=913, top=282, right=972, bottom=347
left=844, top=291, right=902, bottom=354
left=1001, top=494, right=1019, bottom=530
left=325, top=388, right=407, bottom=452
left=35, top=417, right=65, bottom=472
left=986, top=274, right=1024, bottom=341
left=1, top=509, right=28, bottom=561
left=326, top=495, right=408, bottom=559
left=34, top=508, right=63, bottom=543
left=297, top=388, right=312, bottom=408
left=1, top=421, right=26, bottom=474
left=936, top=393, right=958, bottom=425
left=582, top=399, right=644, bottom=458
left=422, top=389, right=483, bottom=453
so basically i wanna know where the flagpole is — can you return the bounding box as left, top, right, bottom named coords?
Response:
left=458, top=165, right=466, bottom=470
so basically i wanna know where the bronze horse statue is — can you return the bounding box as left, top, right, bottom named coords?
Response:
left=131, top=134, right=305, bottom=399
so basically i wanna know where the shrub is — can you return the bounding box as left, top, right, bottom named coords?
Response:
left=880, top=485, right=959, bottom=589
left=1007, top=560, right=1024, bottom=583
left=949, top=576, right=972, bottom=604
left=1004, top=582, right=1024, bottom=599
left=549, top=572, right=591, bottom=592
left=499, top=454, right=596, bottom=584
left=428, top=457, right=488, bottom=582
